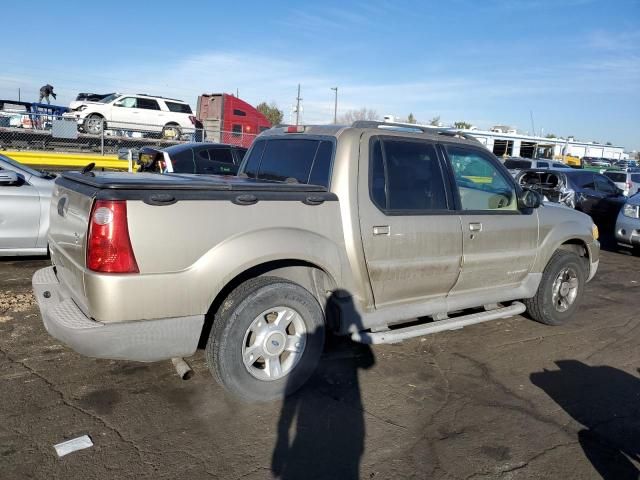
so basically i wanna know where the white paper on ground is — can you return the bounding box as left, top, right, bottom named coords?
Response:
left=54, top=435, right=93, bottom=457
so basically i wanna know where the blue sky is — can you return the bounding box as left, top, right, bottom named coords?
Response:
left=2, top=0, right=638, bottom=149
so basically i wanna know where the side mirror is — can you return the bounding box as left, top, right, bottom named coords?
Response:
left=519, top=188, right=542, bottom=209
left=0, top=171, right=20, bottom=186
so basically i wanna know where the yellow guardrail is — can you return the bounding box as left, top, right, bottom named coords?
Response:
left=463, top=175, right=492, bottom=184
left=3, top=151, right=128, bottom=170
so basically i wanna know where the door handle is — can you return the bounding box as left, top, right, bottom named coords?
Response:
left=373, top=225, right=390, bottom=235
left=469, top=223, right=483, bottom=232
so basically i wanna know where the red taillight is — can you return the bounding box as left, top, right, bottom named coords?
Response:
left=87, top=200, right=139, bottom=273
left=189, top=115, right=197, bottom=126
left=286, top=125, right=305, bottom=133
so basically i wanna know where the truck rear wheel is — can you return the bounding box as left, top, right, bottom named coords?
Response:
left=206, top=277, right=325, bottom=402
left=524, top=250, right=586, bottom=326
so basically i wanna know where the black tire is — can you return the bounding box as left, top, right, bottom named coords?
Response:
left=206, top=276, right=325, bottom=402
left=84, top=114, right=105, bottom=135
left=161, top=123, right=181, bottom=140
left=632, top=246, right=640, bottom=257
left=524, top=250, right=586, bottom=326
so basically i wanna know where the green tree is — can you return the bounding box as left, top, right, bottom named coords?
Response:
left=545, top=133, right=557, bottom=138
left=407, top=113, right=417, bottom=124
left=256, top=101, right=284, bottom=126
left=429, top=115, right=441, bottom=126
left=605, top=142, right=612, bottom=146
left=454, top=121, right=472, bottom=129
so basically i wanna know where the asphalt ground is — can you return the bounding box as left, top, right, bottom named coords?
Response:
left=0, top=248, right=638, bottom=480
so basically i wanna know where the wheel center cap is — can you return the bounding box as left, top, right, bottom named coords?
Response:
left=264, top=332, right=286, bottom=355
left=560, top=282, right=570, bottom=296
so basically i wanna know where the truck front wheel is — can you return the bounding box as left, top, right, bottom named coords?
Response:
left=524, top=250, right=586, bottom=326
left=206, top=277, right=325, bottom=402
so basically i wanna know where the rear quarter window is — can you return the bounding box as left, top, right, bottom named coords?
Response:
left=165, top=102, right=193, bottom=114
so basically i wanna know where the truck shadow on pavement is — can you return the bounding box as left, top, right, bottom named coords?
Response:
left=271, top=293, right=375, bottom=480
left=530, top=360, right=640, bottom=480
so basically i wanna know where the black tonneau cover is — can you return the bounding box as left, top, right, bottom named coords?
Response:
left=57, top=171, right=337, bottom=205
left=60, top=171, right=328, bottom=192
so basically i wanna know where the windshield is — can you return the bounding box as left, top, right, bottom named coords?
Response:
left=99, top=93, right=121, bottom=104
left=0, top=154, right=46, bottom=177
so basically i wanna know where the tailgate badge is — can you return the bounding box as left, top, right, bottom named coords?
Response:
left=74, top=232, right=80, bottom=245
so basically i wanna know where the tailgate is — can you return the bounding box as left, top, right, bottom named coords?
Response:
left=48, top=178, right=95, bottom=312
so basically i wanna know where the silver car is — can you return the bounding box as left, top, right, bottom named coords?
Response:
left=603, top=170, right=640, bottom=197
left=615, top=193, right=640, bottom=254
left=0, top=154, right=55, bottom=256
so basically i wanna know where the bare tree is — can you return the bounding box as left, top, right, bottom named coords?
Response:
left=256, top=101, right=284, bottom=126
left=428, top=116, right=441, bottom=126
left=338, top=108, right=379, bottom=124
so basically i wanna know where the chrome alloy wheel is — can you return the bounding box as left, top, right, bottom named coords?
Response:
left=85, top=116, right=103, bottom=134
left=242, top=307, right=307, bottom=381
left=552, top=267, right=579, bottom=312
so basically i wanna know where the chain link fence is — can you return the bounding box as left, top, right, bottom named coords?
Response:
left=0, top=111, right=258, bottom=155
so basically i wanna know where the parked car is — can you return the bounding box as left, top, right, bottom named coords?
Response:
left=137, top=143, right=247, bottom=175
left=503, top=157, right=570, bottom=176
left=614, top=159, right=639, bottom=170
left=583, top=157, right=612, bottom=168
left=516, top=169, right=626, bottom=228
left=602, top=169, right=640, bottom=197
left=69, top=92, right=114, bottom=110
left=33, top=121, right=599, bottom=402
left=615, top=193, right=640, bottom=254
left=0, top=154, right=55, bottom=256
left=72, top=93, right=197, bottom=139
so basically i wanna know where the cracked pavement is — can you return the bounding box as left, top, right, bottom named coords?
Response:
left=0, top=250, right=639, bottom=479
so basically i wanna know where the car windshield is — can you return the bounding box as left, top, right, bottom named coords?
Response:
left=0, top=154, right=46, bottom=177
left=99, top=93, right=121, bottom=104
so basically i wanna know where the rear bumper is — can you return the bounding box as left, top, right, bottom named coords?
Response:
left=32, top=267, right=204, bottom=362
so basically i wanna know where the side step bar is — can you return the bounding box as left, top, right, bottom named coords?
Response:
left=351, top=302, right=526, bottom=344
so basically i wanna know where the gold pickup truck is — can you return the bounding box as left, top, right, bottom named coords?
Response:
left=32, top=122, right=600, bottom=401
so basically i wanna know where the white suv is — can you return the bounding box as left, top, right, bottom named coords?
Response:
left=72, top=93, right=196, bottom=139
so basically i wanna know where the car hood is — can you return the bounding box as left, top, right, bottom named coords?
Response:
left=626, top=193, right=640, bottom=207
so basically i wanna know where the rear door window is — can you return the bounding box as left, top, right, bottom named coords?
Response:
left=604, top=172, right=626, bottom=183
left=208, top=148, right=234, bottom=164
left=536, top=161, right=549, bottom=168
left=137, top=98, right=160, bottom=110
left=370, top=137, right=449, bottom=212
left=242, top=138, right=334, bottom=187
left=595, top=175, right=618, bottom=194
left=631, top=174, right=640, bottom=182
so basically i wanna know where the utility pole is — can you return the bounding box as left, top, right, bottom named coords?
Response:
left=295, top=84, right=302, bottom=125
left=18, top=88, right=21, bottom=101
left=331, top=87, right=338, bottom=124
left=529, top=110, right=536, bottom=137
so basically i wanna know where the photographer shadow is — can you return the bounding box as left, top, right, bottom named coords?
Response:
left=271, top=292, right=375, bottom=480
left=530, top=360, right=640, bottom=479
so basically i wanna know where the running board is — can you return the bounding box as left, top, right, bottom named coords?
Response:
left=351, top=302, right=526, bottom=344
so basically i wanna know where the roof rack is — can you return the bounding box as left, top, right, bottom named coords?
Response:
left=135, top=93, right=185, bottom=102
left=350, top=120, right=481, bottom=143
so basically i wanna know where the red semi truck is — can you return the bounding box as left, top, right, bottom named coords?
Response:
left=196, top=93, right=271, bottom=148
